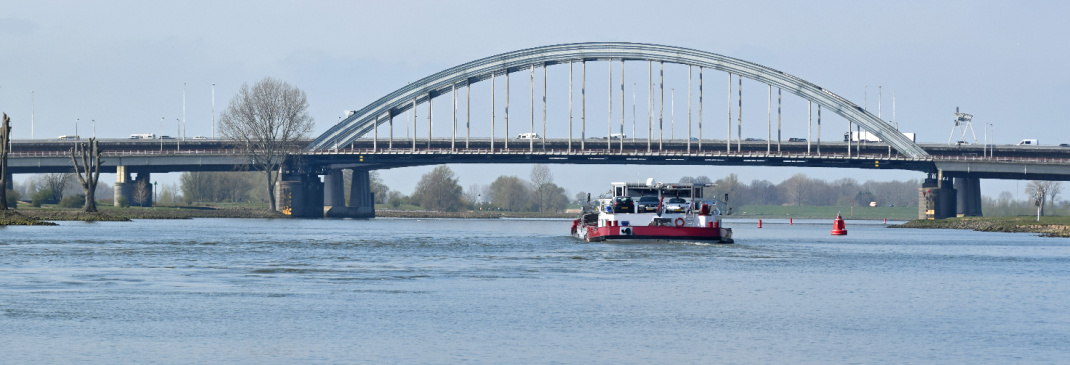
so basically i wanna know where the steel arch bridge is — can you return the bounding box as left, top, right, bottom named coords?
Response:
left=309, top=42, right=928, bottom=158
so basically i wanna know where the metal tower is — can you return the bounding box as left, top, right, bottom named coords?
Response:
left=948, top=107, right=977, bottom=145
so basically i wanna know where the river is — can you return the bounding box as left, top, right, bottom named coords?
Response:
left=2, top=218, right=1068, bottom=364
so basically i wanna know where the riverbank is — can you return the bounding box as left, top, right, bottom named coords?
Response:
left=1, top=206, right=286, bottom=225
left=375, top=210, right=573, bottom=219
left=0, top=210, right=58, bottom=226
left=891, top=216, right=1070, bottom=237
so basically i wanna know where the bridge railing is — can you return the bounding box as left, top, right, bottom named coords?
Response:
left=305, top=147, right=931, bottom=161
left=931, top=154, right=1070, bottom=165
left=8, top=149, right=246, bottom=158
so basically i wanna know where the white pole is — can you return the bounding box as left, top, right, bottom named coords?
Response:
left=31, top=90, right=34, bottom=139
left=182, top=82, right=186, bottom=140
left=211, top=83, right=215, bottom=139
left=767, top=84, right=771, bottom=154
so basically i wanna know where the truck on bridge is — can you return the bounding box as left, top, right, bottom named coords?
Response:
left=845, top=131, right=916, bottom=143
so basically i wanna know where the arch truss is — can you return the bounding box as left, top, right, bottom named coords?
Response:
left=308, top=42, right=928, bottom=158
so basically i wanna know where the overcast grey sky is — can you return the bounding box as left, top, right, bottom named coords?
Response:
left=2, top=0, right=1067, bottom=198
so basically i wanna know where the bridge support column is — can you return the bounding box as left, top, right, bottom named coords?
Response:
left=347, top=168, right=375, bottom=218
left=955, top=177, right=982, bottom=217
left=275, top=173, right=323, bottom=218
left=119, top=171, right=153, bottom=207
left=919, top=173, right=957, bottom=219
left=113, top=166, right=133, bottom=207
left=323, top=169, right=347, bottom=217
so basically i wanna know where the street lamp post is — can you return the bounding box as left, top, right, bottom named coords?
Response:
left=75, top=118, right=79, bottom=139
left=92, top=119, right=96, bottom=138
left=160, top=117, right=164, bottom=151
left=211, top=83, right=215, bottom=139
left=176, top=118, right=181, bottom=151
left=182, top=82, right=186, bottom=141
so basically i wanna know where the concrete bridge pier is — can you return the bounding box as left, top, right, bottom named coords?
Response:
left=113, top=166, right=132, bottom=207
left=919, top=172, right=957, bottom=219
left=347, top=168, right=375, bottom=218
left=955, top=177, right=983, bottom=217
left=114, top=168, right=153, bottom=207
left=323, top=169, right=347, bottom=217
left=320, top=168, right=375, bottom=218
left=275, top=173, right=324, bottom=217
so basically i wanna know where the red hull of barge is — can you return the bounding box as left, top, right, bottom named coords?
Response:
left=579, top=225, right=732, bottom=243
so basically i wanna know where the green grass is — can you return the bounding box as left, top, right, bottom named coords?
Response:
left=894, top=215, right=1070, bottom=237
left=734, top=204, right=918, bottom=220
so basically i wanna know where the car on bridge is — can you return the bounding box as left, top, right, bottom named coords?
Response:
left=788, top=137, right=806, bottom=142
left=57, top=135, right=79, bottom=140
left=1018, top=139, right=1038, bottom=146
left=744, top=137, right=764, bottom=141
left=516, top=133, right=541, bottom=139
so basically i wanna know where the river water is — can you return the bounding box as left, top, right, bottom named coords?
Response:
left=1, top=218, right=1068, bottom=364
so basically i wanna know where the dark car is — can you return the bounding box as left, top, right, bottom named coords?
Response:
left=1060, top=143, right=1070, bottom=147
left=788, top=137, right=806, bottom=142
left=636, top=196, right=660, bottom=213
left=607, top=197, right=634, bottom=213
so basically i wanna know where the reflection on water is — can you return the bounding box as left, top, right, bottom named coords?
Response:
left=2, top=218, right=1069, bottom=363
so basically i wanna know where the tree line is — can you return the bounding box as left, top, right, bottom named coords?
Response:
left=385, top=164, right=571, bottom=212
left=687, top=173, right=923, bottom=208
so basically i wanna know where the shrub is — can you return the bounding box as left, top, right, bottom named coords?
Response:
left=32, top=188, right=55, bottom=206
left=59, top=194, right=86, bottom=208
left=6, top=189, right=18, bottom=209
left=115, top=196, right=130, bottom=208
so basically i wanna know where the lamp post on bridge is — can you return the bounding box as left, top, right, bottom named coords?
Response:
left=176, top=118, right=181, bottom=151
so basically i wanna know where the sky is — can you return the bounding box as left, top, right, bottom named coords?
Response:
left=2, top=0, right=1068, bottom=200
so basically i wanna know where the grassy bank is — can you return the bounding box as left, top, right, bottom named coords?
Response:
left=0, top=210, right=58, bottom=226
left=3, top=204, right=286, bottom=223
left=892, top=216, right=1070, bottom=237
left=734, top=205, right=918, bottom=220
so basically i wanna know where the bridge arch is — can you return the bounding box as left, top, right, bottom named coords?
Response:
left=309, top=42, right=928, bottom=158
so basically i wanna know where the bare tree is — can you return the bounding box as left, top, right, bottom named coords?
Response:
left=40, top=173, right=73, bottom=203
left=529, top=164, right=554, bottom=212
left=1048, top=182, right=1062, bottom=213
left=218, top=77, right=314, bottom=211
left=132, top=179, right=151, bottom=207
left=1026, top=181, right=1052, bottom=216
left=0, top=113, right=10, bottom=210
left=69, top=138, right=104, bottom=212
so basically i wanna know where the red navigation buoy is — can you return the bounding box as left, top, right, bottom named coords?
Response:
left=831, top=214, right=847, bottom=235
left=789, top=217, right=793, bottom=225
left=758, top=219, right=763, bottom=228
